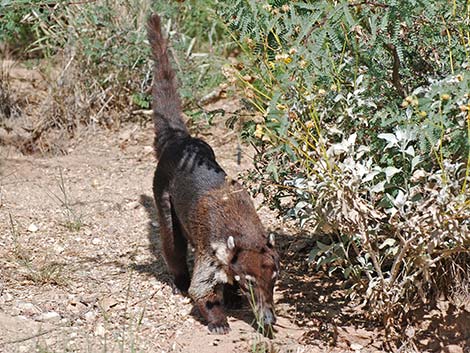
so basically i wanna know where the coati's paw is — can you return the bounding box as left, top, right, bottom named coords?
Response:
left=208, top=321, right=231, bottom=335
left=173, top=274, right=190, bottom=295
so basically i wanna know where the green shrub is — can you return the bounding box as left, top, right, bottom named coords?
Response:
left=219, top=0, right=470, bottom=328
left=0, top=0, right=228, bottom=150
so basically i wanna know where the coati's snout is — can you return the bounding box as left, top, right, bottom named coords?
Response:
left=224, top=234, right=280, bottom=327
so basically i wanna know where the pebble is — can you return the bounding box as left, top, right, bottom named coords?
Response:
left=66, top=301, right=86, bottom=314
left=95, top=323, right=106, bottom=337
left=1, top=292, right=13, bottom=302
left=54, top=244, right=65, bottom=254
left=351, top=343, right=363, bottom=351
left=443, top=345, right=463, bottom=353
left=84, top=311, right=97, bottom=322
left=27, top=223, right=39, bottom=232
left=91, top=238, right=101, bottom=245
left=125, top=201, right=141, bottom=210
left=16, top=302, right=41, bottom=315
left=36, top=311, right=61, bottom=322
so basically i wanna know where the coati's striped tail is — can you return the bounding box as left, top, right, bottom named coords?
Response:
left=147, top=14, right=189, bottom=157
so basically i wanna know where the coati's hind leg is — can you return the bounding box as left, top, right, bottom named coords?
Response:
left=154, top=181, right=190, bottom=293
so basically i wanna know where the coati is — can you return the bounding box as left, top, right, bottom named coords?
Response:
left=147, top=14, right=280, bottom=334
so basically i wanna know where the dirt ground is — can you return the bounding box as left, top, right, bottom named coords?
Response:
left=1, top=61, right=469, bottom=353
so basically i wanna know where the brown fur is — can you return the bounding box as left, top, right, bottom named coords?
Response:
left=147, top=14, right=280, bottom=334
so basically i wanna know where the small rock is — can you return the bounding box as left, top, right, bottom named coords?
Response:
left=54, top=244, right=65, bottom=254
left=350, top=343, right=363, bottom=351
left=36, top=311, right=61, bottom=322
left=45, top=338, right=55, bottom=346
left=405, top=326, right=415, bottom=338
left=16, top=302, right=41, bottom=315
left=27, top=223, right=39, bottom=232
left=91, top=238, right=101, bottom=245
left=18, top=346, right=29, bottom=353
left=443, top=345, right=464, bottom=353
left=84, top=229, right=92, bottom=236
left=125, top=201, right=141, bottom=210
left=99, top=297, right=119, bottom=311
left=95, top=323, right=106, bottom=337
left=84, top=311, right=97, bottom=322
left=1, top=292, right=13, bottom=302
left=66, top=301, right=87, bottom=314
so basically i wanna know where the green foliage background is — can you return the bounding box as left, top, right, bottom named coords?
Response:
left=217, top=0, right=470, bottom=326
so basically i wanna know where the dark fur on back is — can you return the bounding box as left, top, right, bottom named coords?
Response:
left=147, top=14, right=279, bottom=335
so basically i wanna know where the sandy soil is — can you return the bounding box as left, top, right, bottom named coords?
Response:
left=1, top=61, right=469, bottom=353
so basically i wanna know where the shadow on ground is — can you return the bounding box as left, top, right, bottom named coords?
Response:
left=132, top=196, right=470, bottom=351
left=130, top=194, right=173, bottom=288
left=273, top=230, right=470, bottom=351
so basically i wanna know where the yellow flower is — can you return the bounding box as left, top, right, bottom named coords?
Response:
left=418, top=111, right=427, bottom=118
left=305, top=120, right=315, bottom=129
left=401, top=100, right=409, bottom=108
left=276, top=104, right=287, bottom=111
left=283, top=56, right=292, bottom=64
left=254, top=124, right=264, bottom=138
left=262, top=4, right=272, bottom=12
left=441, top=94, right=450, bottom=101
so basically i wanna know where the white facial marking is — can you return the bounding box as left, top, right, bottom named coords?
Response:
left=211, top=242, right=230, bottom=265
left=214, top=269, right=229, bottom=283
left=234, top=275, right=240, bottom=282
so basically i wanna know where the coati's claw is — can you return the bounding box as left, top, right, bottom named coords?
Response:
left=208, top=322, right=231, bottom=335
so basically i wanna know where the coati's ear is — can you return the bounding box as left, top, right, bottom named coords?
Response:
left=227, top=236, right=235, bottom=250
left=268, top=233, right=275, bottom=247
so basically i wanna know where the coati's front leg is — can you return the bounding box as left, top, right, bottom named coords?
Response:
left=154, top=177, right=190, bottom=293
left=189, top=257, right=230, bottom=334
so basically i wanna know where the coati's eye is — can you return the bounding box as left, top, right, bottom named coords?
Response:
left=230, top=251, right=239, bottom=264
